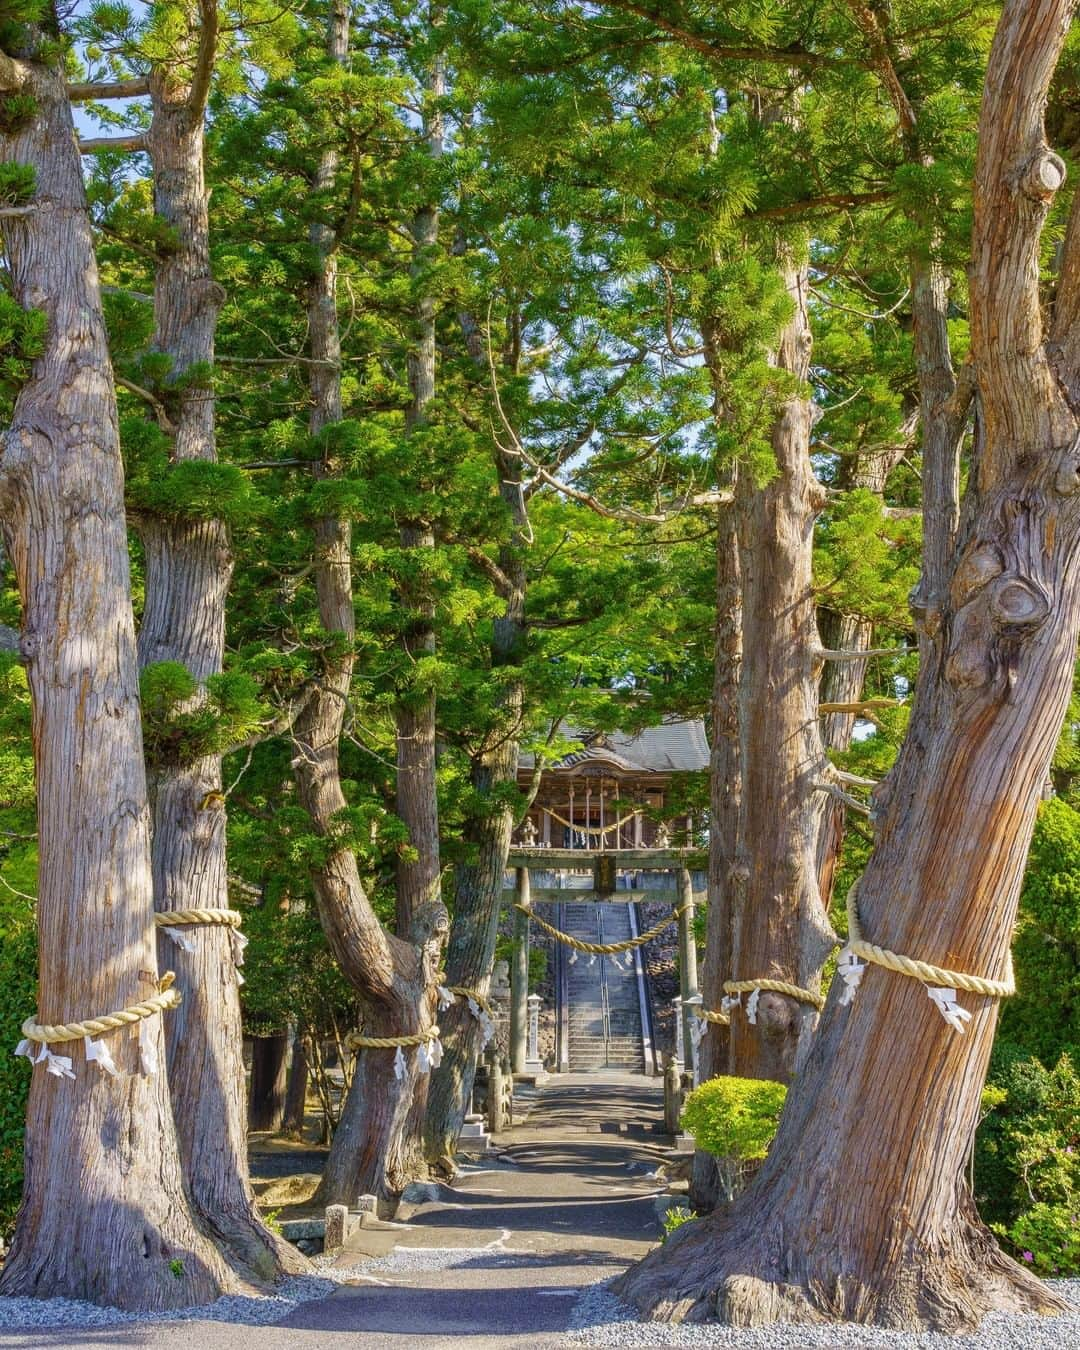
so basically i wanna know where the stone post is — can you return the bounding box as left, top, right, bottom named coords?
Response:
left=486, top=1046, right=505, bottom=1135
left=510, top=867, right=529, bottom=1074
left=526, top=993, right=542, bottom=1067
left=324, top=1203, right=349, bottom=1250
left=677, top=868, right=700, bottom=1078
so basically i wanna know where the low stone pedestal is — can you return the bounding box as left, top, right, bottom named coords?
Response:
left=673, top=1132, right=696, bottom=1154
left=459, top=1112, right=491, bottom=1154
left=516, top=1058, right=548, bottom=1086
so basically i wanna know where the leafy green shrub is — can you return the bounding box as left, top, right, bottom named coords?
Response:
left=662, top=1204, right=693, bottom=1240
left=681, top=1075, right=787, bottom=1205
left=681, top=1074, right=787, bottom=1163
left=975, top=1046, right=1080, bottom=1275
left=999, top=798, right=1080, bottom=1066
left=0, top=904, right=34, bottom=1240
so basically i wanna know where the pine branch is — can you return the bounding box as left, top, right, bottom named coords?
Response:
left=815, top=645, right=914, bottom=661
left=79, top=134, right=148, bottom=154
left=750, top=190, right=893, bottom=220
left=595, top=1, right=855, bottom=71
left=67, top=78, right=150, bottom=102
left=188, top=0, right=219, bottom=118
left=115, top=375, right=176, bottom=435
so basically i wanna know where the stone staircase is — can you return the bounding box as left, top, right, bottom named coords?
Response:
left=561, top=903, right=646, bottom=1073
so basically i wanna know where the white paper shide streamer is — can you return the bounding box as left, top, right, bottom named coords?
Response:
left=393, top=1045, right=407, bottom=1081
left=836, top=948, right=866, bottom=1006
left=162, top=926, right=195, bottom=954
left=927, top=985, right=972, bottom=1034
left=232, top=928, right=248, bottom=986
left=15, top=1039, right=74, bottom=1079
left=138, top=1019, right=159, bottom=1077
left=466, top=996, right=495, bottom=1049
left=84, top=1034, right=118, bottom=1077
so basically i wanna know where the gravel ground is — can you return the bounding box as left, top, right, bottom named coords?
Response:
left=3, top=1246, right=1079, bottom=1348
left=0, top=1245, right=482, bottom=1331
left=568, top=1278, right=1080, bottom=1349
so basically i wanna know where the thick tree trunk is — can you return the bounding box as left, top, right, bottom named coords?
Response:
left=248, top=1033, right=288, bottom=1131
left=395, top=18, right=445, bottom=933
left=727, top=255, right=835, bottom=1084
left=615, top=1, right=1079, bottom=1327
left=137, top=51, right=299, bottom=1279
left=690, top=315, right=743, bottom=1211
left=0, top=57, right=235, bottom=1310
left=291, top=0, right=446, bottom=1211
left=691, top=493, right=741, bottom=1213
left=282, top=1031, right=310, bottom=1139
left=425, top=520, right=526, bottom=1163
left=395, top=22, right=446, bottom=1152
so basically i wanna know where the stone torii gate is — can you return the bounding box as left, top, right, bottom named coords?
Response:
left=504, top=845, right=707, bottom=1076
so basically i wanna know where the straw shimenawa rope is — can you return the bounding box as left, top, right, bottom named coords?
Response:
left=22, top=973, right=182, bottom=1045
left=845, top=883, right=1015, bottom=998
left=722, top=977, right=826, bottom=1011
left=345, top=1024, right=441, bottom=1053
left=446, top=986, right=494, bottom=1015
left=515, top=904, right=689, bottom=955
left=154, top=908, right=242, bottom=929
left=691, top=1005, right=730, bottom=1026
left=542, top=808, right=641, bottom=838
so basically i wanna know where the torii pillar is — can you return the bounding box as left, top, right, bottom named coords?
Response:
left=509, top=866, right=530, bottom=1074
left=677, top=867, right=700, bottom=1079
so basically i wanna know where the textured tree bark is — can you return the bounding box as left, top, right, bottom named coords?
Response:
left=137, top=37, right=300, bottom=1279
left=691, top=492, right=740, bottom=1213
left=0, top=57, right=235, bottom=1310
left=248, top=1033, right=288, bottom=1132
left=392, top=12, right=446, bottom=1161
left=291, top=0, right=446, bottom=1211
left=727, top=255, right=835, bottom=1084
left=689, top=314, right=743, bottom=1209
left=282, top=1032, right=310, bottom=1139
left=615, top=0, right=1080, bottom=1327
left=396, top=12, right=445, bottom=934
left=424, top=449, right=526, bottom=1164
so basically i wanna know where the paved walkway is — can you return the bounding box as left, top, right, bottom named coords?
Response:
left=0, top=1073, right=670, bottom=1350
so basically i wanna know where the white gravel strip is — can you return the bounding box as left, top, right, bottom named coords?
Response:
left=568, top=1278, right=1080, bottom=1349
left=0, top=1245, right=489, bottom=1330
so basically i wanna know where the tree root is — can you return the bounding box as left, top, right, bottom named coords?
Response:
left=612, top=1193, right=1069, bottom=1332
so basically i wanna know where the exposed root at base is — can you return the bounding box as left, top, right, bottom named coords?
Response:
left=612, top=1203, right=1070, bottom=1332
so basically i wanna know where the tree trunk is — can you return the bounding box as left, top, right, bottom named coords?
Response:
left=248, top=1033, right=288, bottom=1132
left=424, top=469, right=526, bottom=1163
left=282, top=1031, right=310, bottom=1139
left=396, top=13, right=444, bottom=934
left=138, top=51, right=300, bottom=1279
left=690, top=315, right=743, bottom=1212
left=728, top=254, right=835, bottom=1084
left=290, top=0, right=446, bottom=1211
left=615, top=0, right=1079, bottom=1327
left=395, top=17, right=446, bottom=1153
left=0, top=56, right=234, bottom=1311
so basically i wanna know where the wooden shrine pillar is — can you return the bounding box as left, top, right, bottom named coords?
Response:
left=676, top=867, right=700, bottom=1079
left=510, top=867, right=530, bottom=1074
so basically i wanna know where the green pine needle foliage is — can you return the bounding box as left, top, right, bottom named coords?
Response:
left=0, top=162, right=35, bottom=206
left=140, top=662, right=269, bottom=766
